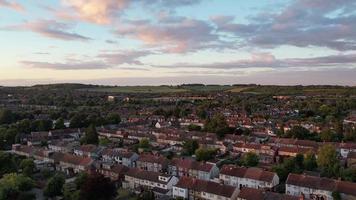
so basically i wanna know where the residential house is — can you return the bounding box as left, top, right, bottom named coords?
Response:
left=219, top=165, right=279, bottom=190
left=168, top=158, right=219, bottom=180
left=173, top=176, right=239, bottom=200
left=136, top=154, right=169, bottom=173
left=52, top=152, right=94, bottom=175
left=237, top=187, right=304, bottom=200
left=286, top=173, right=356, bottom=200
left=74, top=144, right=103, bottom=159
left=101, top=148, right=138, bottom=167
left=123, top=168, right=178, bottom=197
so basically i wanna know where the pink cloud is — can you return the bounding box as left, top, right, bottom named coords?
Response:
left=115, top=18, right=219, bottom=53
left=0, top=0, right=25, bottom=12
left=61, top=0, right=128, bottom=24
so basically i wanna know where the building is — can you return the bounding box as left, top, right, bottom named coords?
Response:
left=101, top=149, right=138, bottom=167
left=123, top=168, right=178, bottom=198
left=173, top=176, right=239, bottom=200
left=136, top=154, right=169, bottom=173
left=237, top=187, right=304, bottom=200
left=219, top=165, right=279, bottom=190
left=168, top=158, right=219, bottom=180
left=286, top=173, right=356, bottom=200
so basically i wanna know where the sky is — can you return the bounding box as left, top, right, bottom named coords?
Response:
left=0, top=0, right=356, bottom=86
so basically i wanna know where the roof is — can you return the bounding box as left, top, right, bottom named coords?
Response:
left=286, top=173, right=356, bottom=196
left=52, top=152, right=93, bottom=166
left=77, top=144, right=98, bottom=152
left=238, top=187, right=303, bottom=200
left=171, top=158, right=214, bottom=172
left=220, top=165, right=276, bottom=183
left=137, top=154, right=168, bottom=165
left=175, top=176, right=237, bottom=198
left=125, top=168, right=172, bottom=184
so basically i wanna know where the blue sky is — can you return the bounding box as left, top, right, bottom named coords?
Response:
left=0, top=0, right=355, bottom=86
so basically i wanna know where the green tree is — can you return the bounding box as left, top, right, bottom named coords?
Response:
left=79, top=173, right=115, bottom=200
left=70, top=114, right=84, bottom=128
left=106, top=113, right=121, bottom=125
left=317, top=144, right=339, bottom=177
left=285, top=126, right=310, bottom=139
left=20, top=159, right=36, bottom=177
left=0, top=173, right=34, bottom=200
left=0, top=152, right=17, bottom=176
left=320, top=129, right=337, bottom=142
left=195, top=148, right=217, bottom=161
left=182, top=140, right=199, bottom=156
left=138, top=138, right=150, bottom=149
left=138, top=190, right=155, bottom=200
left=332, top=191, right=341, bottom=200
left=0, top=109, right=13, bottom=125
left=303, top=151, right=317, bottom=171
left=241, top=152, right=259, bottom=167
left=44, top=174, right=65, bottom=198
left=54, top=118, right=66, bottom=129
left=81, top=124, right=98, bottom=145
left=187, top=124, right=201, bottom=131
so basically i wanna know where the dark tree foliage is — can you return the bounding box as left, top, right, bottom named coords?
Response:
left=182, top=140, right=199, bottom=156
left=241, top=152, right=259, bottom=167
left=285, top=126, right=311, bottom=139
left=79, top=173, right=116, bottom=200
left=81, top=124, right=99, bottom=145
left=44, top=174, right=65, bottom=198
left=0, top=109, right=14, bottom=125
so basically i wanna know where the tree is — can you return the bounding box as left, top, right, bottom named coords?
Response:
left=187, top=124, right=201, bottom=131
left=81, top=124, right=98, bottom=145
left=0, top=173, right=34, bottom=200
left=138, top=190, right=155, bottom=200
left=106, top=113, right=121, bottom=125
left=44, top=174, right=65, bottom=198
left=20, top=159, right=36, bottom=177
left=0, top=109, right=13, bottom=125
left=54, top=118, right=66, bottom=129
left=195, top=148, right=217, bottom=161
left=317, top=144, right=339, bottom=177
left=241, top=152, right=259, bottom=167
left=183, top=140, right=199, bottom=156
left=320, top=129, right=337, bottom=142
left=70, top=114, right=84, bottom=128
left=303, top=151, right=317, bottom=171
left=79, top=173, right=116, bottom=200
left=138, top=139, right=150, bottom=149
left=0, top=152, right=17, bottom=176
left=285, top=126, right=310, bottom=139
left=332, top=191, right=341, bottom=200
left=37, top=120, right=53, bottom=131
left=75, top=173, right=88, bottom=190
left=99, top=137, right=110, bottom=146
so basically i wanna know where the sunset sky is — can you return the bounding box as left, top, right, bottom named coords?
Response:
left=0, top=0, right=356, bottom=86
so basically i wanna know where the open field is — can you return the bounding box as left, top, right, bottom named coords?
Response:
left=81, top=86, right=189, bottom=93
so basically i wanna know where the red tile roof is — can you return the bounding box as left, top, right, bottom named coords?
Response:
left=220, top=165, right=276, bottom=182
left=175, top=176, right=236, bottom=198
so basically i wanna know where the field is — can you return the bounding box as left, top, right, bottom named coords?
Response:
left=81, top=86, right=189, bottom=93
left=82, top=84, right=237, bottom=93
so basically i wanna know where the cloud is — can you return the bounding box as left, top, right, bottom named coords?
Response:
left=98, top=50, right=152, bottom=65
left=21, top=60, right=110, bottom=70
left=213, top=0, right=356, bottom=51
left=4, top=20, right=91, bottom=41
left=115, top=18, right=222, bottom=53
left=154, top=53, right=356, bottom=69
left=59, top=0, right=202, bottom=24
left=21, top=49, right=152, bottom=70
left=0, top=0, right=25, bottom=12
